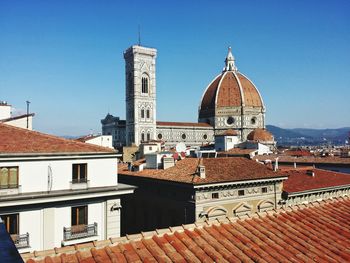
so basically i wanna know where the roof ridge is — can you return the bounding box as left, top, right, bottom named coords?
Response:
left=0, top=123, right=115, bottom=153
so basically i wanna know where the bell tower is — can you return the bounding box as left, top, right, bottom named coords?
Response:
left=124, top=45, right=157, bottom=146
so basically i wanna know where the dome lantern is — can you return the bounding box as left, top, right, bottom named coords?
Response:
left=224, top=47, right=237, bottom=72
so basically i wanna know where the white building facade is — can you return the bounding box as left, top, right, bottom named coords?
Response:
left=0, top=124, right=134, bottom=253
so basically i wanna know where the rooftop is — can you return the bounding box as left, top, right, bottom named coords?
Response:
left=218, top=148, right=258, bottom=156
left=216, top=129, right=238, bottom=136
left=0, top=123, right=115, bottom=155
left=119, top=157, right=285, bottom=185
left=283, top=168, right=350, bottom=194
left=75, top=134, right=101, bottom=143
left=254, top=154, right=350, bottom=164
left=247, top=128, right=274, bottom=142
left=23, top=197, right=350, bottom=262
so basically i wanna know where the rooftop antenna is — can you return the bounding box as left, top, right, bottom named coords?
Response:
left=138, top=24, right=141, bottom=46
left=26, top=100, right=30, bottom=129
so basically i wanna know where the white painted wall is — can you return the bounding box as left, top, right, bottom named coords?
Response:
left=0, top=156, right=118, bottom=193
left=0, top=104, right=11, bottom=120
left=19, top=210, right=42, bottom=252
left=4, top=116, right=33, bottom=130
left=0, top=154, right=124, bottom=252
left=215, top=135, right=239, bottom=151
left=86, top=135, right=113, bottom=149
left=244, top=142, right=272, bottom=155
left=12, top=199, right=118, bottom=252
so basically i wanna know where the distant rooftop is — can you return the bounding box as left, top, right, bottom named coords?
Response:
left=119, top=157, right=286, bottom=185
left=283, top=168, right=350, bottom=194
left=254, top=154, right=350, bottom=164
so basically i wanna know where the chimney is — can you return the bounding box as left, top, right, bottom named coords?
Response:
left=307, top=170, right=315, bottom=177
left=163, top=156, right=175, bottom=169
left=197, top=158, right=206, bottom=179
left=273, top=157, right=279, bottom=171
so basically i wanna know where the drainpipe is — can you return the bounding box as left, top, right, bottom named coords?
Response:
left=274, top=181, right=277, bottom=209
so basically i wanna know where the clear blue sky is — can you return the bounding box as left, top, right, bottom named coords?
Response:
left=1, top=0, right=349, bottom=135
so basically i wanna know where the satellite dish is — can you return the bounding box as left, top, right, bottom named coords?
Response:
left=175, top=142, right=186, bottom=153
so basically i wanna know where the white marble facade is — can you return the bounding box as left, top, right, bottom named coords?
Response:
left=102, top=45, right=266, bottom=147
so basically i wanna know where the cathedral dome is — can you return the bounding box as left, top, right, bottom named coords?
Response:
left=199, top=47, right=264, bottom=119
left=247, top=128, right=273, bottom=142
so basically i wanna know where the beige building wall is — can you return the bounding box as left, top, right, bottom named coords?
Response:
left=195, top=181, right=284, bottom=221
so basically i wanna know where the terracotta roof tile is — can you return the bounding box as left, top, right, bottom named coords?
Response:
left=285, top=149, right=313, bottom=157
left=216, top=129, right=238, bottom=136
left=247, top=128, right=274, bottom=142
left=119, top=157, right=285, bottom=185
left=0, top=123, right=115, bottom=154
left=237, top=73, right=263, bottom=107
left=217, top=72, right=242, bottom=108
left=199, top=71, right=264, bottom=118
left=283, top=168, right=350, bottom=193
left=199, top=74, right=221, bottom=112
left=24, top=198, right=350, bottom=263
left=218, top=148, right=257, bottom=155
left=254, top=155, right=350, bottom=164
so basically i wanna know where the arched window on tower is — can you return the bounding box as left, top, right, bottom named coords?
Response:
left=141, top=73, right=149, bottom=94
left=146, top=109, right=150, bottom=119
left=147, top=132, right=151, bottom=141
left=141, top=109, right=145, bottom=118
left=141, top=132, right=145, bottom=142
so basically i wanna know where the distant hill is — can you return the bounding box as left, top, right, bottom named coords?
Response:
left=266, top=125, right=350, bottom=146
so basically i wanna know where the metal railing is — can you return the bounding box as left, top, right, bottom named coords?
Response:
left=63, top=223, right=97, bottom=241
left=0, top=184, right=19, bottom=189
left=11, top=233, right=30, bottom=249
left=71, top=178, right=88, bottom=184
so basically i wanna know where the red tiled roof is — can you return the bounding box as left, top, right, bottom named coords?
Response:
left=23, top=197, right=350, bottom=262
left=119, top=157, right=285, bottom=185
left=156, top=121, right=212, bottom=128
left=199, top=71, right=263, bottom=116
left=237, top=73, right=263, bottom=107
left=254, top=154, right=350, bottom=164
left=0, top=123, right=115, bottom=154
left=283, top=168, right=350, bottom=193
left=247, top=128, right=274, bottom=141
left=217, top=71, right=242, bottom=107
left=200, top=74, right=221, bottom=111
left=216, top=129, right=238, bottom=136
left=285, top=149, right=313, bottom=157
left=219, top=148, right=257, bottom=155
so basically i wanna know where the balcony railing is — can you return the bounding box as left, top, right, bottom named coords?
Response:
left=70, top=178, right=89, bottom=190
left=71, top=178, right=88, bottom=184
left=11, top=233, right=30, bottom=249
left=63, top=223, right=97, bottom=241
left=0, top=184, right=19, bottom=189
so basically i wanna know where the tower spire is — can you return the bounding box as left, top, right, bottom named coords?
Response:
left=224, top=46, right=237, bottom=72
left=138, top=25, right=141, bottom=46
